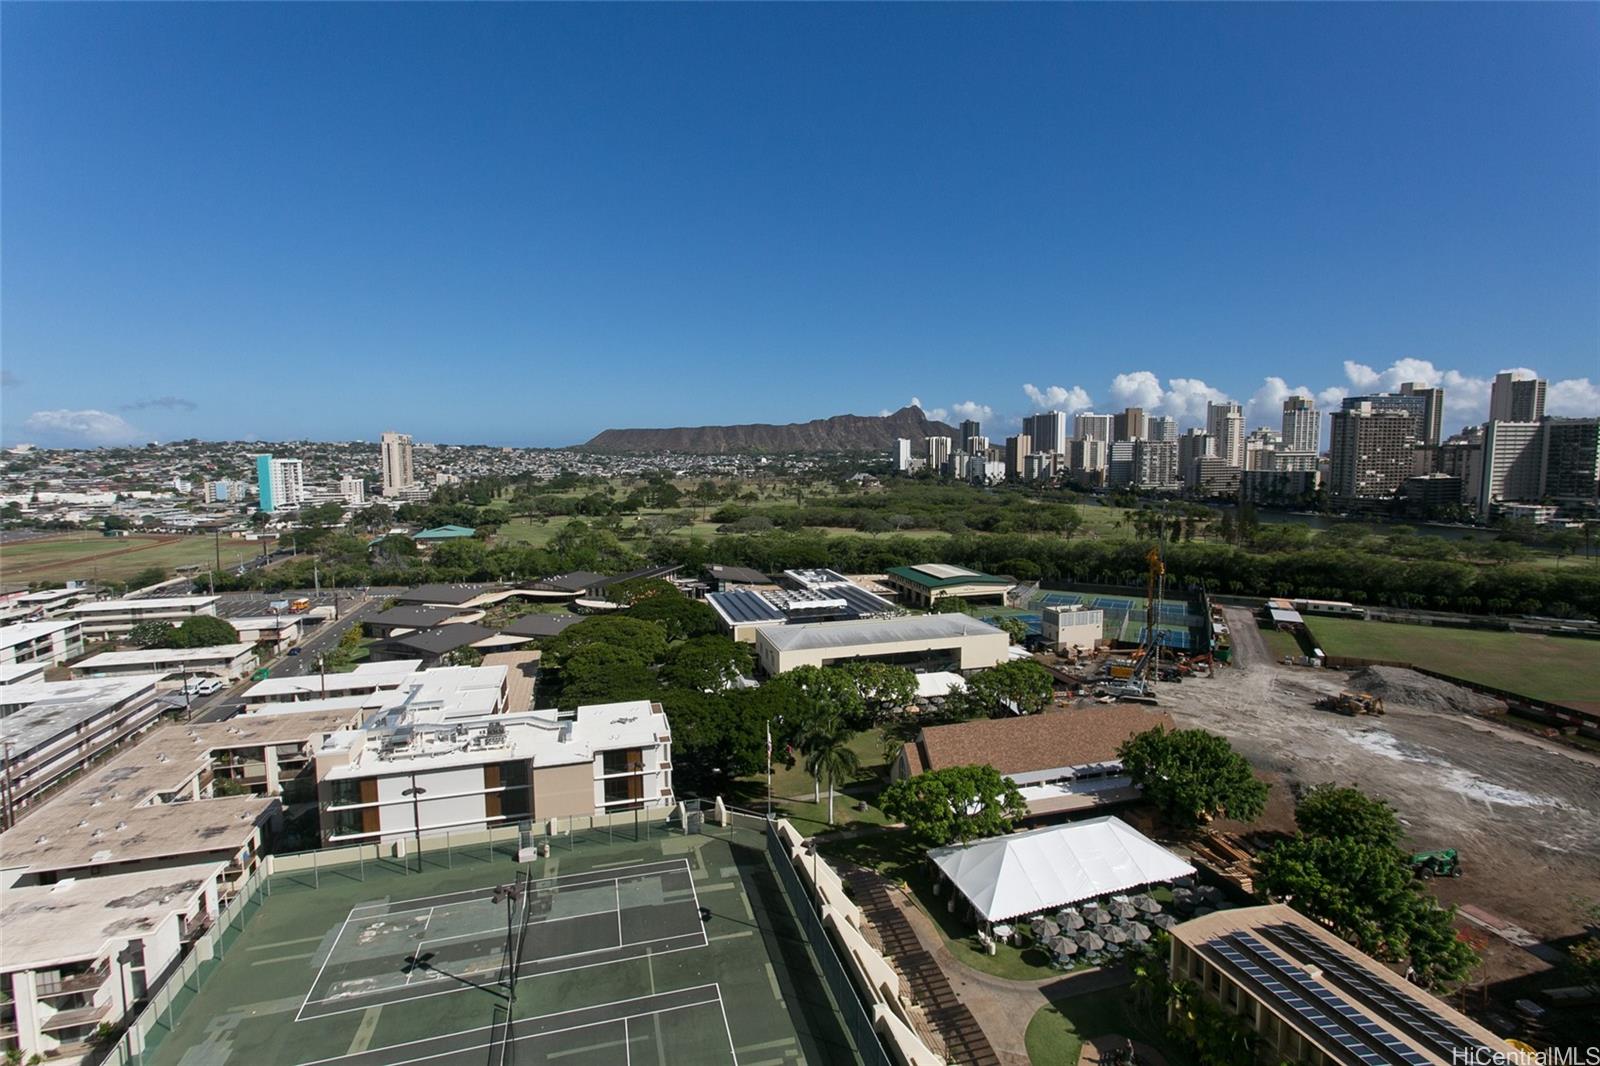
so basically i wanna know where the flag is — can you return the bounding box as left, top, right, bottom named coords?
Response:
left=765, top=722, right=772, bottom=768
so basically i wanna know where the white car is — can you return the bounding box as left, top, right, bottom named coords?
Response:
left=185, top=678, right=225, bottom=696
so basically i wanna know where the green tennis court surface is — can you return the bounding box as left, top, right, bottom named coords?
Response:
left=143, top=826, right=854, bottom=1065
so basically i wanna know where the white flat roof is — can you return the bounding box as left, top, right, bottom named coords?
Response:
left=758, top=612, right=1004, bottom=652
left=69, top=596, right=218, bottom=614
left=227, top=615, right=304, bottom=629
left=0, top=676, right=163, bottom=754
left=912, top=563, right=980, bottom=579
left=0, top=619, right=81, bottom=649
left=0, top=861, right=225, bottom=971
left=244, top=659, right=422, bottom=698
left=76, top=643, right=255, bottom=668
left=0, top=662, right=48, bottom=686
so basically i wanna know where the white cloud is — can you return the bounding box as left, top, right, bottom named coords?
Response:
left=22, top=408, right=141, bottom=447
left=1108, top=371, right=1164, bottom=410
left=1316, top=385, right=1348, bottom=409
left=1162, top=377, right=1230, bottom=424
left=949, top=400, right=994, bottom=423
left=1245, top=377, right=1313, bottom=430
left=909, top=397, right=950, bottom=422
left=1022, top=384, right=1093, bottom=412
left=1343, top=361, right=1381, bottom=389
left=1549, top=378, right=1600, bottom=416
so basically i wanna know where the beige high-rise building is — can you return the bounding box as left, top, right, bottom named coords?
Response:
left=1281, top=395, right=1318, bottom=454
left=1005, top=434, right=1032, bottom=480
left=1489, top=372, right=1546, bottom=423
left=380, top=431, right=416, bottom=497
left=1206, top=401, right=1245, bottom=468
left=1328, top=403, right=1414, bottom=499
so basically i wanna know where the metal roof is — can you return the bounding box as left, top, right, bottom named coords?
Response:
left=757, top=612, right=1003, bottom=652
left=382, top=624, right=500, bottom=656
left=885, top=565, right=1013, bottom=590
left=708, top=589, right=786, bottom=626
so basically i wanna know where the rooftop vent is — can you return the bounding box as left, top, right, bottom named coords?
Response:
left=115, top=821, right=127, bottom=831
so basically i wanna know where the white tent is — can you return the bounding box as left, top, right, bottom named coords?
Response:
left=927, top=816, right=1195, bottom=923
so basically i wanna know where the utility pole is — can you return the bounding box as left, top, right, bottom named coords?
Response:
left=402, top=776, right=427, bottom=873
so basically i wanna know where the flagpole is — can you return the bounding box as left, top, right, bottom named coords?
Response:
left=765, top=721, right=773, bottom=820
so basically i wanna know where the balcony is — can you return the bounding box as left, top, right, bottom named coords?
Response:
left=38, top=1001, right=109, bottom=1032
left=181, top=913, right=214, bottom=942
left=35, top=965, right=109, bottom=998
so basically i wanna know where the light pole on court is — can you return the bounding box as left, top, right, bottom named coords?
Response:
left=492, top=880, right=524, bottom=1002
left=402, top=776, right=427, bottom=873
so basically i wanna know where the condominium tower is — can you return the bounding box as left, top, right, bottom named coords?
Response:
left=380, top=431, right=416, bottom=497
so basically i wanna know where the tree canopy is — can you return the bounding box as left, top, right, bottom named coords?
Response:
left=949, top=659, right=1054, bottom=720
left=880, top=764, right=1028, bottom=847
left=1118, top=726, right=1268, bottom=827
left=1292, top=784, right=1403, bottom=849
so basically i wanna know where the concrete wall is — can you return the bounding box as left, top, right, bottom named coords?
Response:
left=534, top=760, right=595, bottom=819
left=761, top=631, right=1009, bottom=675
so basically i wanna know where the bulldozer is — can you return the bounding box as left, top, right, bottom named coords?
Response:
left=1317, top=690, right=1385, bottom=716
left=1411, top=849, right=1462, bottom=878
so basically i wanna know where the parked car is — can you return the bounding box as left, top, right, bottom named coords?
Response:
left=287, top=647, right=302, bottom=656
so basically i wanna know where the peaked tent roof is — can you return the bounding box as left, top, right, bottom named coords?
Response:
left=928, top=815, right=1194, bottom=922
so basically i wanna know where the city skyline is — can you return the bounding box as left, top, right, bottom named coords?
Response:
left=4, top=3, right=1598, bottom=448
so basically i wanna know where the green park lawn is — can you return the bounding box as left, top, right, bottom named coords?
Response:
left=739, top=728, right=895, bottom=835
left=1258, top=624, right=1306, bottom=661
left=1308, top=616, right=1600, bottom=705
left=1025, top=988, right=1196, bottom=1066
left=0, top=533, right=263, bottom=584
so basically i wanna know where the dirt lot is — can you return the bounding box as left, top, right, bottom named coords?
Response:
left=1171, top=608, right=1600, bottom=948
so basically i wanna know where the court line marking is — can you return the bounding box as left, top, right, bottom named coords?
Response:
left=715, top=984, right=740, bottom=1066
left=686, top=856, right=710, bottom=948
left=297, top=983, right=724, bottom=1065
left=345, top=859, right=689, bottom=918
left=404, top=907, right=436, bottom=985
left=616, top=881, right=624, bottom=946
left=296, top=912, right=356, bottom=1022
left=299, top=932, right=709, bottom=1017
left=622, top=1016, right=631, bottom=1066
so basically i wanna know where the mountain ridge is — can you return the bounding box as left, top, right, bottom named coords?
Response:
left=580, top=405, right=962, bottom=454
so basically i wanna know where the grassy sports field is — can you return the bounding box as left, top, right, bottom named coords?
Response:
left=0, top=533, right=263, bottom=584
left=1307, top=616, right=1600, bottom=706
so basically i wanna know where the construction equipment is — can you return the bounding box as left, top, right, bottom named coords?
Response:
left=1410, top=849, right=1462, bottom=878
left=1317, top=690, right=1386, bottom=716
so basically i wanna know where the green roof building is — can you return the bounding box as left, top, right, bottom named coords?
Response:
left=413, top=525, right=477, bottom=542
left=883, top=564, right=1015, bottom=608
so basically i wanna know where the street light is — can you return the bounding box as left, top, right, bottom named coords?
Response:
left=491, top=880, right=523, bottom=1001
left=401, top=776, right=427, bottom=873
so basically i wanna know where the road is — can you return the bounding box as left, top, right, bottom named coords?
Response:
left=188, top=594, right=387, bottom=723
left=1219, top=605, right=1269, bottom=668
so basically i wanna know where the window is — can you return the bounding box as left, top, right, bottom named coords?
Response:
left=602, top=748, right=643, bottom=776
left=328, top=779, right=364, bottom=806
left=604, top=775, right=643, bottom=805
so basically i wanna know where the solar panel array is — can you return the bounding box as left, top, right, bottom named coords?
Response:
left=1206, top=933, right=1432, bottom=1066
left=707, top=589, right=785, bottom=624
left=1260, top=925, right=1495, bottom=1062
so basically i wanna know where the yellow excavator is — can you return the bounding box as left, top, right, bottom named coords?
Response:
left=1317, top=690, right=1386, bottom=716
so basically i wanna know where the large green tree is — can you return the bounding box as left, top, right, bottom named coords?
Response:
left=164, top=616, right=242, bottom=649
left=837, top=661, right=917, bottom=720
left=880, top=764, right=1027, bottom=847
left=660, top=636, right=753, bottom=693
left=949, top=659, right=1054, bottom=719
left=1118, top=726, right=1268, bottom=827
left=1293, top=784, right=1402, bottom=849
left=625, top=590, right=720, bottom=641
left=127, top=620, right=177, bottom=649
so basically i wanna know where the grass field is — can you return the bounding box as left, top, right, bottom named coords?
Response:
left=0, top=533, right=263, bottom=584
left=1308, top=616, right=1600, bottom=705
left=1258, top=625, right=1306, bottom=661
left=1025, top=988, right=1197, bottom=1066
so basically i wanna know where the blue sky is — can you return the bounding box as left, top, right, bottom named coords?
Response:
left=3, top=3, right=1596, bottom=448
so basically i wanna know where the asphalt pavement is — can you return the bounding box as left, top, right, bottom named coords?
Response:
left=188, top=594, right=386, bottom=723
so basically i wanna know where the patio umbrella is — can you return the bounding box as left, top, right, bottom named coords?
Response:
left=1109, top=901, right=1138, bottom=920
left=1151, top=914, right=1177, bottom=931
left=1047, top=935, right=1078, bottom=959
left=1102, top=924, right=1130, bottom=944
left=1075, top=930, right=1105, bottom=953
left=1059, top=910, right=1085, bottom=930
left=1030, top=917, right=1060, bottom=941
left=1135, top=895, right=1163, bottom=914
left=1090, top=908, right=1112, bottom=925
left=1127, top=922, right=1152, bottom=942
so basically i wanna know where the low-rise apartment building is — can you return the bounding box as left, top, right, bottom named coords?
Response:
left=0, top=676, right=167, bottom=821
left=0, top=619, right=85, bottom=669
left=70, top=643, right=257, bottom=685
left=316, top=699, right=672, bottom=846
left=0, top=862, right=223, bottom=1064
left=65, top=596, right=219, bottom=640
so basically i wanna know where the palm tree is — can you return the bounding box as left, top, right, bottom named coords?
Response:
left=803, top=714, right=860, bottom=824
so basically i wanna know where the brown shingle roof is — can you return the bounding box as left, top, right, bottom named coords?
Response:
left=910, top=706, right=1175, bottom=777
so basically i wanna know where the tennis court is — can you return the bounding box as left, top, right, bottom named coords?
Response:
left=141, top=823, right=857, bottom=1066
left=988, top=586, right=1206, bottom=650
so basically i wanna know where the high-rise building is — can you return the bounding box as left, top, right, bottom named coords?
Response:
left=1397, top=383, right=1445, bottom=446
left=926, top=436, right=953, bottom=470
left=1206, top=402, right=1245, bottom=468
left=1489, top=372, right=1547, bottom=423
left=1243, top=428, right=1280, bottom=472
left=1281, top=396, right=1318, bottom=454
left=1074, top=413, right=1113, bottom=443
left=1113, top=407, right=1147, bottom=443
left=1327, top=404, right=1414, bottom=499
left=1178, top=429, right=1214, bottom=481
left=964, top=434, right=989, bottom=456
left=1022, top=411, right=1068, bottom=454
left=1005, top=435, right=1032, bottom=480
left=1474, top=421, right=1544, bottom=517
left=1340, top=384, right=1441, bottom=446
left=1107, top=441, right=1137, bottom=487
left=201, top=479, right=250, bottom=505
left=338, top=477, right=367, bottom=506
left=1132, top=439, right=1180, bottom=491
left=891, top=438, right=913, bottom=474
left=380, top=431, right=416, bottom=497
left=1069, top=436, right=1108, bottom=476
left=1539, top=417, right=1600, bottom=504
left=255, top=456, right=305, bottom=514
left=959, top=419, right=981, bottom=449
left=1147, top=416, right=1178, bottom=443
